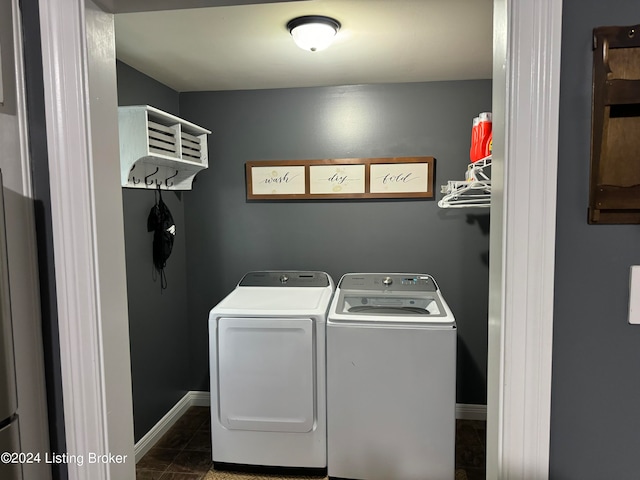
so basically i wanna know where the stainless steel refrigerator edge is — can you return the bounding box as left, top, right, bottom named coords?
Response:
left=0, top=171, right=23, bottom=480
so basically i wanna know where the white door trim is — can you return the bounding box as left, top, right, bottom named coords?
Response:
left=38, top=0, right=111, bottom=478
left=37, top=0, right=563, bottom=479
left=38, top=0, right=135, bottom=479
left=486, top=0, right=562, bottom=478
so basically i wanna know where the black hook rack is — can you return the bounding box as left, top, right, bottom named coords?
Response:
left=129, top=165, right=141, bottom=185
left=165, top=169, right=179, bottom=188
left=145, top=167, right=160, bottom=186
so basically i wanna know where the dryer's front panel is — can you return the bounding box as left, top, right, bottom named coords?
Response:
left=217, top=317, right=315, bottom=433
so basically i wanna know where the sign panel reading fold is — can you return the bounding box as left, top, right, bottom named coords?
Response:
left=246, top=157, right=434, bottom=200
left=370, top=163, right=429, bottom=194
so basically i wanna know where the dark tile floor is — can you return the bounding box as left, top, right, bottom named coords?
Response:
left=136, top=406, right=486, bottom=480
left=136, top=407, right=212, bottom=480
left=455, top=419, right=487, bottom=480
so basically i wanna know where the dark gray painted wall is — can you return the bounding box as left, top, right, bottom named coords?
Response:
left=116, top=61, right=190, bottom=442
left=550, top=2, right=640, bottom=478
left=117, top=61, right=179, bottom=114
left=180, top=81, right=492, bottom=404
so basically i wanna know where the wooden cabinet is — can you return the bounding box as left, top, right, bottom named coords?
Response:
left=589, top=25, right=640, bottom=223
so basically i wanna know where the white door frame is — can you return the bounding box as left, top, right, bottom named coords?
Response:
left=37, top=0, right=135, bottom=479
left=486, top=0, right=562, bottom=478
left=36, top=0, right=562, bottom=478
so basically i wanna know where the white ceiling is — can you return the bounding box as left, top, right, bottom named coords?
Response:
left=114, top=0, right=493, bottom=92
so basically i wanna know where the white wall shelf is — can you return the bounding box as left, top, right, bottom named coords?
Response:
left=118, top=105, right=211, bottom=190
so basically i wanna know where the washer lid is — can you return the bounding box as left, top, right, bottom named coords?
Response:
left=339, top=293, right=445, bottom=316
left=330, top=273, right=455, bottom=325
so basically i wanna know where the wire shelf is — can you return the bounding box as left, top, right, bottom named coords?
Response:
left=438, top=156, right=492, bottom=209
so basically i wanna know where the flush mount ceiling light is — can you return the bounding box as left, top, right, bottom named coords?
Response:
left=286, top=15, right=341, bottom=52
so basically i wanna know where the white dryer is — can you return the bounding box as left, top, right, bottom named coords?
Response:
left=327, top=273, right=457, bottom=480
left=208, top=271, right=334, bottom=473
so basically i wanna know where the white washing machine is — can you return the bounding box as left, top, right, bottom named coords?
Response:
left=327, top=273, right=457, bottom=480
left=208, top=271, right=334, bottom=473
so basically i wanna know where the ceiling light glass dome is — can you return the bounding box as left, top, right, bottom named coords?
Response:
left=287, top=15, right=341, bottom=52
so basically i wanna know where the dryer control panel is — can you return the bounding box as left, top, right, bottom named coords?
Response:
left=339, top=273, right=437, bottom=292
left=239, top=271, right=330, bottom=287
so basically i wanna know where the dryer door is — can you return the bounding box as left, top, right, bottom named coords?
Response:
left=217, top=317, right=315, bottom=433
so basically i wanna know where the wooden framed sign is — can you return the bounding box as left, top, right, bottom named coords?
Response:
left=246, top=157, right=435, bottom=200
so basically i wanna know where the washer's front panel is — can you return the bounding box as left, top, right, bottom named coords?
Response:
left=327, top=324, right=456, bottom=480
left=217, top=317, right=315, bottom=433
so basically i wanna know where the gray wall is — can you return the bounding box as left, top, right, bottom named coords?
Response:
left=180, top=81, right=492, bottom=404
left=117, top=60, right=179, bottom=114
left=550, top=1, right=640, bottom=478
left=117, top=61, right=190, bottom=442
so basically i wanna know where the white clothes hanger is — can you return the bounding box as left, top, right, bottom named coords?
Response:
left=438, top=156, right=492, bottom=208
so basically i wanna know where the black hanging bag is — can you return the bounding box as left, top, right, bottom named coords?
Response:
left=147, top=188, right=176, bottom=289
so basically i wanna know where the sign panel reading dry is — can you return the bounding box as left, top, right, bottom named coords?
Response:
left=309, top=164, right=366, bottom=194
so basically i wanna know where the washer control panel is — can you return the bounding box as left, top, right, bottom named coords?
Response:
left=339, top=273, right=437, bottom=292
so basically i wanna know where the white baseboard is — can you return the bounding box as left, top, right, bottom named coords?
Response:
left=456, top=403, right=487, bottom=421
left=134, top=392, right=485, bottom=462
left=186, top=390, right=211, bottom=407
left=134, top=391, right=209, bottom=462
